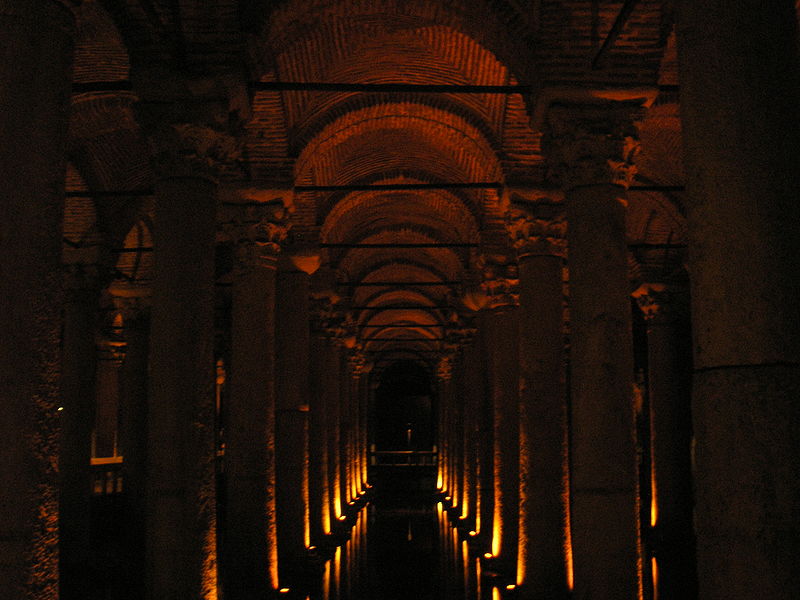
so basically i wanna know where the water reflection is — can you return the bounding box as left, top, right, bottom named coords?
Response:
left=307, top=485, right=501, bottom=600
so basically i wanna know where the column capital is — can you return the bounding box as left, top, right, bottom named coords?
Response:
left=347, top=348, right=369, bottom=378
left=222, top=204, right=290, bottom=273
left=145, top=121, right=241, bottom=182
left=436, top=354, right=455, bottom=382
left=109, top=282, right=152, bottom=324
left=62, top=261, right=109, bottom=298
left=477, top=254, right=519, bottom=309
left=631, top=282, right=687, bottom=323
left=542, top=102, right=645, bottom=191
left=505, top=203, right=567, bottom=259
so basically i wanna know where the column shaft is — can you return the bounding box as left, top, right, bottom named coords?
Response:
left=566, top=186, right=638, bottom=599
left=275, top=268, right=311, bottom=579
left=224, top=253, right=279, bottom=596
left=517, top=253, right=569, bottom=598
left=147, top=176, right=219, bottom=599
left=59, top=275, right=100, bottom=599
left=486, top=306, right=520, bottom=567
left=117, top=300, right=150, bottom=600
left=677, top=2, right=800, bottom=596
left=0, top=3, right=75, bottom=597
left=309, top=332, right=331, bottom=542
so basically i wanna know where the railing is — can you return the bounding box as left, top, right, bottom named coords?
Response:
left=91, top=456, right=123, bottom=496
left=370, top=450, right=438, bottom=467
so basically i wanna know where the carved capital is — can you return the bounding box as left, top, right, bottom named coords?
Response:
left=222, top=204, right=289, bottom=273
left=347, top=348, right=368, bottom=378
left=109, top=282, right=152, bottom=324
left=62, top=261, right=108, bottom=300
left=437, top=354, right=454, bottom=381
left=310, top=298, right=344, bottom=339
left=477, top=255, right=519, bottom=309
left=632, top=282, right=685, bottom=323
left=543, top=103, right=644, bottom=191
left=144, top=120, right=241, bottom=182
left=505, top=204, right=567, bottom=258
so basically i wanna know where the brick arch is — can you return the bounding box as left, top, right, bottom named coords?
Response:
left=295, top=103, right=504, bottom=186
left=255, top=0, right=537, bottom=88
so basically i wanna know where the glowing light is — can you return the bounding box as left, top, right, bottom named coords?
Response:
left=308, top=545, right=316, bottom=551
left=279, top=588, right=290, bottom=594
left=468, top=530, right=477, bottom=537
left=445, top=496, right=451, bottom=501
left=492, top=587, right=501, bottom=600
left=651, top=557, right=659, bottom=600
left=483, top=552, right=493, bottom=559
left=338, top=515, right=347, bottom=521
left=57, top=406, right=64, bottom=411
left=506, top=584, right=516, bottom=590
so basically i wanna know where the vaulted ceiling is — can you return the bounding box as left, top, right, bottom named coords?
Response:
left=66, top=0, right=685, bottom=373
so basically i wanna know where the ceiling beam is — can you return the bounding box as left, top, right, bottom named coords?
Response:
left=252, top=81, right=531, bottom=94
left=295, top=182, right=501, bottom=192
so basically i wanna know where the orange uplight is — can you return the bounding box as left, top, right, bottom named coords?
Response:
left=279, top=588, right=290, bottom=594
left=484, top=552, right=493, bottom=559
left=468, top=530, right=477, bottom=536
left=651, top=557, right=659, bottom=600
left=505, top=584, right=516, bottom=590
left=492, top=587, right=501, bottom=600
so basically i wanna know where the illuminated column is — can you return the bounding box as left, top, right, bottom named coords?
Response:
left=632, top=283, right=695, bottom=599
left=437, top=352, right=455, bottom=498
left=506, top=204, right=569, bottom=598
left=309, top=298, right=340, bottom=540
left=475, top=312, right=494, bottom=541
left=676, top=3, right=800, bottom=597
left=338, top=347, right=353, bottom=510
left=223, top=204, right=287, bottom=597
left=325, top=335, right=344, bottom=523
left=346, top=349, right=366, bottom=503
left=140, top=110, right=238, bottom=599
left=461, top=335, right=482, bottom=528
left=357, top=360, right=372, bottom=491
left=544, top=102, right=644, bottom=599
left=480, top=255, right=520, bottom=570
left=0, top=3, right=76, bottom=597
left=112, top=283, right=151, bottom=600
left=59, top=261, right=104, bottom=599
left=275, top=247, right=319, bottom=579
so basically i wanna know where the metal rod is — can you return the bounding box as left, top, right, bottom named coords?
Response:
left=252, top=81, right=530, bottom=94
left=629, top=185, right=685, bottom=192
left=348, top=305, right=455, bottom=310
left=591, top=0, right=643, bottom=69
left=322, top=243, right=476, bottom=248
left=360, top=324, right=444, bottom=328
left=628, top=243, right=687, bottom=249
left=295, top=182, right=501, bottom=192
left=338, top=281, right=462, bottom=286
left=72, top=81, right=133, bottom=93
left=364, top=338, right=444, bottom=342
left=66, top=189, right=154, bottom=198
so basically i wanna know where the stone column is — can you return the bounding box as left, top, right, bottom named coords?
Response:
left=506, top=205, right=569, bottom=598
left=59, top=262, right=103, bottom=600
left=461, top=335, right=482, bottom=529
left=111, top=284, right=151, bottom=600
left=308, top=298, right=339, bottom=542
left=223, top=205, right=287, bottom=598
left=676, top=2, right=800, bottom=597
left=475, top=312, right=494, bottom=542
left=480, top=256, right=520, bottom=572
left=543, top=102, right=644, bottom=599
left=275, top=248, right=318, bottom=581
left=339, top=348, right=353, bottom=511
left=345, top=349, right=366, bottom=503
left=0, top=3, right=77, bottom=597
left=325, top=336, right=344, bottom=524
left=632, top=283, right=695, bottom=599
left=437, top=353, right=455, bottom=498
left=141, top=116, right=238, bottom=599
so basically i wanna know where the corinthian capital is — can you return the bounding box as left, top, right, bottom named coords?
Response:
left=505, top=203, right=567, bottom=258
left=145, top=122, right=240, bottom=181
left=543, top=102, right=644, bottom=191
left=222, top=204, right=290, bottom=272
left=477, top=254, right=519, bottom=309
